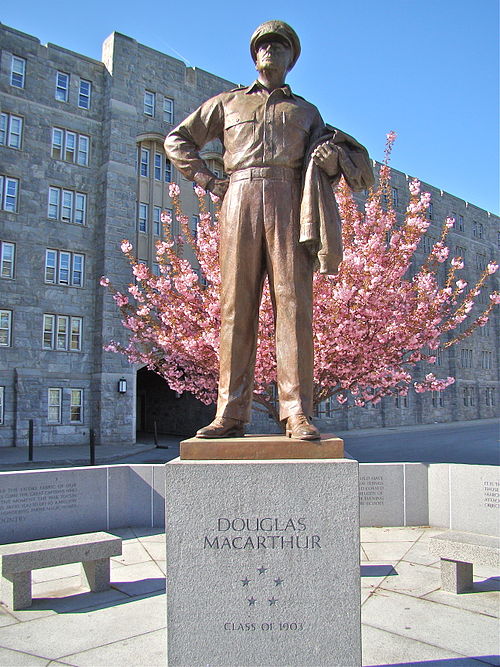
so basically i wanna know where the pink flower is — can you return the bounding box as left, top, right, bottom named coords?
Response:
left=445, top=217, right=454, bottom=228
left=487, top=262, right=498, bottom=275
left=132, top=263, right=149, bottom=281
left=100, top=276, right=110, bottom=287
left=408, top=179, right=421, bottom=196
left=456, top=279, right=467, bottom=290
left=114, top=292, right=129, bottom=307
left=121, top=240, right=132, bottom=253
left=194, top=185, right=206, bottom=198
left=451, top=257, right=464, bottom=270
left=169, top=183, right=180, bottom=198
left=386, top=130, right=397, bottom=143
left=490, top=293, right=500, bottom=305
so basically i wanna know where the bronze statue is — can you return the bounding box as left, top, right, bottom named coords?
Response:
left=164, top=20, right=374, bottom=440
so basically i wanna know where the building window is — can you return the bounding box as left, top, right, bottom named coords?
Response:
left=455, top=245, right=466, bottom=258
left=478, top=223, right=484, bottom=239
left=395, top=394, right=409, bottom=408
left=78, top=79, right=91, bottom=109
left=457, top=214, right=464, bottom=232
left=315, top=395, right=334, bottom=417
left=153, top=206, right=161, bottom=236
left=48, top=388, right=62, bottom=423
left=472, top=221, right=478, bottom=237
left=165, top=159, right=172, bottom=183
left=475, top=254, right=486, bottom=271
left=431, top=391, right=444, bottom=408
left=480, top=351, right=492, bottom=370
left=485, top=387, right=495, bottom=406
left=0, top=241, right=15, bottom=279
left=45, top=249, right=85, bottom=287
left=391, top=186, right=399, bottom=208
left=55, top=71, right=70, bottom=102
left=428, top=202, right=433, bottom=220
left=163, top=97, right=174, bottom=124
left=51, top=128, right=89, bottom=166
left=191, top=215, right=199, bottom=241
left=48, top=187, right=86, bottom=224
left=144, top=91, right=155, bottom=116
left=152, top=262, right=160, bottom=276
left=42, top=314, right=82, bottom=351
left=154, top=153, right=162, bottom=181
left=140, top=148, right=150, bottom=177
left=0, top=176, right=19, bottom=213
left=70, top=389, right=83, bottom=423
left=0, top=310, right=12, bottom=346
left=0, top=113, right=23, bottom=149
left=460, top=348, right=473, bottom=368
left=0, top=386, right=4, bottom=425
left=138, top=203, right=148, bottom=233
left=10, top=56, right=26, bottom=88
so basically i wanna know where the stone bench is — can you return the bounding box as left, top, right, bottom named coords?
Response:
left=429, top=530, right=500, bottom=593
left=0, top=531, right=122, bottom=610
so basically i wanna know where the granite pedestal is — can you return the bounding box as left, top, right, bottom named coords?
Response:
left=165, top=440, right=361, bottom=667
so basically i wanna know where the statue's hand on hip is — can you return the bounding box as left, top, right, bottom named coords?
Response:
left=312, top=141, right=339, bottom=177
left=208, top=177, right=230, bottom=199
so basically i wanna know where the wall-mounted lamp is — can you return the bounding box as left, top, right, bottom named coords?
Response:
left=118, top=378, right=127, bottom=394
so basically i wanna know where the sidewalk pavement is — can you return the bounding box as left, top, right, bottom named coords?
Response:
left=0, top=526, right=497, bottom=666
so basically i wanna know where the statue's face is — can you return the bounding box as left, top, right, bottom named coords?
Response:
left=255, top=38, right=293, bottom=76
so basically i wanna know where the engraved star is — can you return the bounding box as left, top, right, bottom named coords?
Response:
left=268, top=596, right=278, bottom=605
left=257, top=566, right=267, bottom=575
left=274, top=577, right=284, bottom=586
left=241, top=577, right=250, bottom=586
left=247, top=596, right=257, bottom=606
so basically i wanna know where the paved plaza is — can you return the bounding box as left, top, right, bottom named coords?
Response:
left=0, top=525, right=498, bottom=666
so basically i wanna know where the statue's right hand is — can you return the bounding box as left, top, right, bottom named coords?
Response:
left=209, top=178, right=229, bottom=199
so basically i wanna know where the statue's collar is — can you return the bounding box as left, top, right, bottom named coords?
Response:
left=245, top=80, right=294, bottom=97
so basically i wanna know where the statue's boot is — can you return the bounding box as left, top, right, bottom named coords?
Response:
left=285, top=414, right=320, bottom=440
left=196, top=416, right=245, bottom=439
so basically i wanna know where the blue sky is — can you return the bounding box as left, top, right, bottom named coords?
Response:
left=3, top=0, right=499, bottom=214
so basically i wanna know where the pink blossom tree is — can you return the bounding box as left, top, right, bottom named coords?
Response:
left=101, top=134, right=499, bottom=426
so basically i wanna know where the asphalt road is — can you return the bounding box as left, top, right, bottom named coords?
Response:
left=126, top=419, right=499, bottom=466
left=340, top=419, right=499, bottom=465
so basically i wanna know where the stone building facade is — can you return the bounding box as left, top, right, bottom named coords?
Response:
left=0, top=23, right=498, bottom=447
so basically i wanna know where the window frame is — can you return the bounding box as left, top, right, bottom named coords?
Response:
left=0, top=176, right=19, bottom=213
left=0, top=112, right=23, bottom=149
left=10, top=56, right=26, bottom=88
left=0, top=241, right=15, bottom=279
left=44, top=249, right=85, bottom=287
left=0, top=386, right=4, bottom=425
left=55, top=71, right=70, bottom=102
left=70, top=388, right=83, bottom=423
left=163, top=97, right=174, bottom=124
left=78, top=79, right=92, bottom=109
left=154, top=153, right=162, bottom=181
left=138, top=203, right=148, bottom=233
left=153, top=206, right=161, bottom=236
left=0, top=310, right=12, bottom=347
left=47, top=186, right=87, bottom=224
left=144, top=91, right=155, bottom=117
left=48, top=388, right=62, bottom=424
left=140, top=148, right=150, bottom=177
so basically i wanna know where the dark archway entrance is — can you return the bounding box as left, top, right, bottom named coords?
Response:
left=136, top=367, right=215, bottom=437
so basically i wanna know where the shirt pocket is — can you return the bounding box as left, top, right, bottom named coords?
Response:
left=282, top=114, right=310, bottom=153
left=224, top=110, right=256, bottom=151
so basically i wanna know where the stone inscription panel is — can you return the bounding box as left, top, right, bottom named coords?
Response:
left=0, top=468, right=108, bottom=543
left=0, top=481, right=78, bottom=525
left=483, top=480, right=499, bottom=509
left=450, top=465, right=500, bottom=535
left=165, top=459, right=361, bottom=667
left=359, top=464, right=404, bottom=527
